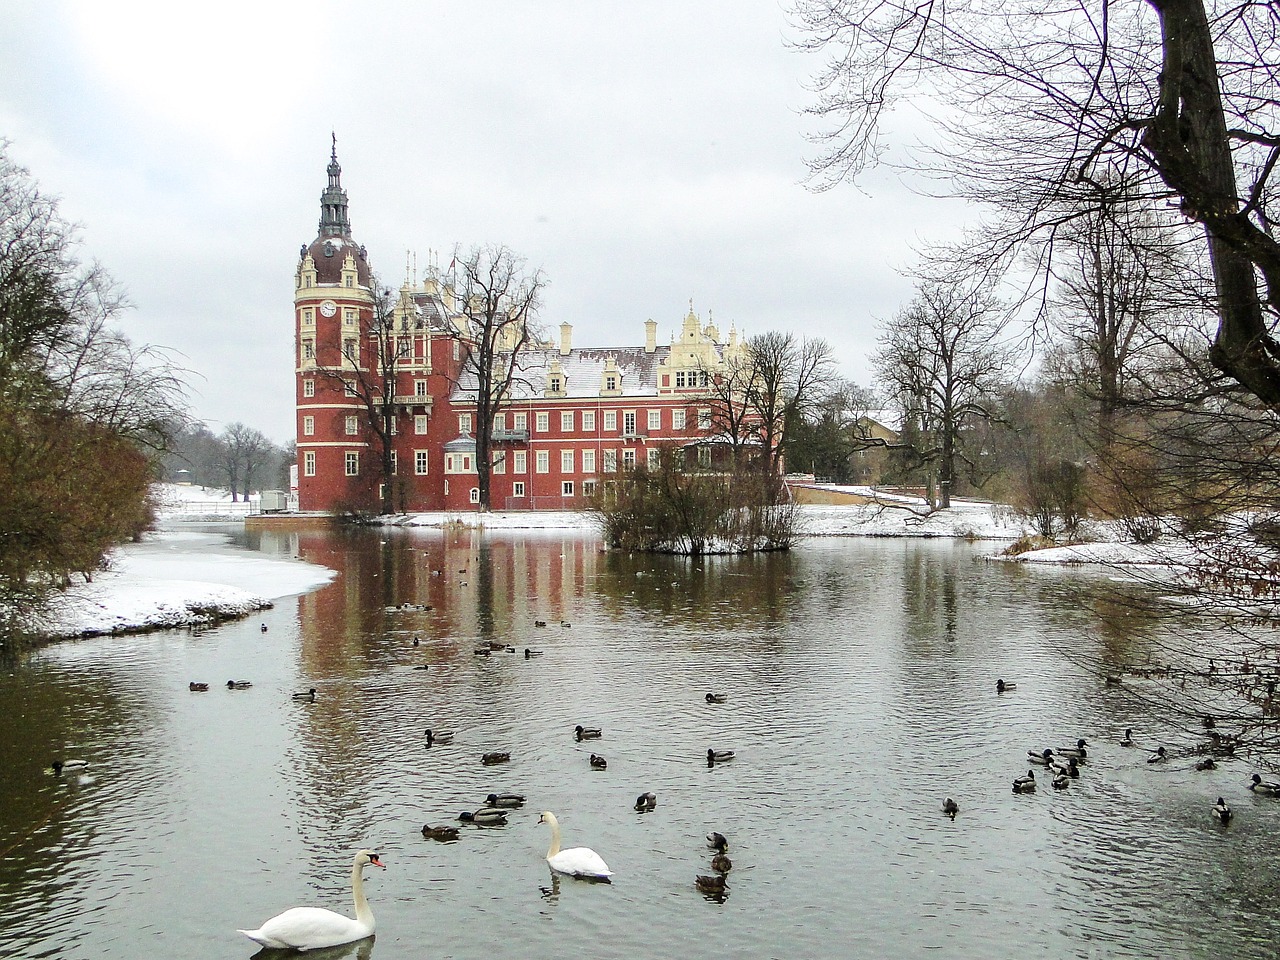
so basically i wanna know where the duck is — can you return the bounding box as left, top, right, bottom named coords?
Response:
left=413, top=636, right=420, bottom=647
left=705, top=693, right=727, bottom=704
left=524, top=648, right=543, bottom=659
left=942, top=796, right=959, bottom=819
left=226, top=680, right=252, bottom=689
left=237, top=849, right=384, bottom=951
left=534, top=620, right=548, bottom=628
left=1056, top=739, right=1088, bottom=760
left=458, top=808, right=508, bottom=825
left=188, top=682, right=209, bottom=692
left=589, top=754, right=608, bottom=770
left=412, top=664, right=430, bottom=671
left=560, top=621, right=572, bottom=628
left=1249, top=773, right=1280, bottom=795
left=421, top=824, right=460, bottom=841
left=1028, top=748, right=1054, bottom=766
left=1195, top=757, right=1217, bottom=771
left=1148, top=746, right=1168, bottom=764
left=539, top=811, right=612, bottom=881
left=486, top=793, right=526, bottom=808
left=634, top=792, right=657, bottom=812
left=695, top=874, right=727, bottom=895
left=51, top=759, right=89, bottom=774
left=1120, top=728, right=1135, bottom=747
left=260, top=623, right=268, bottom=633
left=711, top=851, right=733, bottom=873
left=996, top=678, right=1016, bottom=693
left=575, top=725, right=603, bottom=741
left=292, top=688, right=317, bottom=701
left=707, top=749, right=736, bottom=765
left=425, top=729, right=453, bottom=747
left=473, top=648, right=491, bottom=657
left=1052, top=774, right=1070, bottom=790
left=707, top=832, right=729, bottom=852
left=1050, top=757, right=1080, bottom=779
left=481, top=752, right=510, bottom=766
left=1012, top=770, right=1036, bottom=793
left=1212, top=797, right=1232, bottom=825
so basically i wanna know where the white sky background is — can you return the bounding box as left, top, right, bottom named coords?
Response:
left=0, top=1, right=973, bottom=444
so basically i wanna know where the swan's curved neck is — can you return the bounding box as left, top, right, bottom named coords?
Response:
left=544, top=816, right=562, bottom=859
left=352, top=861, right=374, bottom=928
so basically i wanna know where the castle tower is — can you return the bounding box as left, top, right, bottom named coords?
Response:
left=294, top=137, right=377, bottom=511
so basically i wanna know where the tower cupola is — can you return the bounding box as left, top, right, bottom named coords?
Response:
left=318, top=133, right=352, bottom=239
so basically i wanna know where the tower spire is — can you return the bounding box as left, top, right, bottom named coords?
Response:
left=318, top=134, right=352, bottom=239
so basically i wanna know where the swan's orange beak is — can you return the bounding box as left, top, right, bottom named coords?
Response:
left=370, top=856, right=385, bottom=868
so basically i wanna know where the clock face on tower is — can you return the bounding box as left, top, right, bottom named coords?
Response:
left=319, top=300, right=337, bottom=317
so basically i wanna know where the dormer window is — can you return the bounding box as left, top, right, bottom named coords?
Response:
left=550, top=375, right=563, bottom=393
left=324, top=242, right=335, bottom=258
left=606, top=374, right=618, bottom=391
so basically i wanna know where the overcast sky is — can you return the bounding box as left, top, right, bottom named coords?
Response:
left=1, top=1, right=972, bottom=444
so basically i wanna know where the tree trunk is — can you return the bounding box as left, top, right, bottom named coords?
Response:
left=1145, top=0, right=1280, bottom=408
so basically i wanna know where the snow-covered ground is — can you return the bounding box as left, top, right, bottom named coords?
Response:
left=30, top=527, right=336, bottom=640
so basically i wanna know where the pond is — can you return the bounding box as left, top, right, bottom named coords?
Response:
left=2, top=527, right=1278, bottom=959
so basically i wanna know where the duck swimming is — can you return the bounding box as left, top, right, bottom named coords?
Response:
left=1013, top=771, right=1036, bottom=793
left=695, top=874, right=727, bottom=895
left=942, top=797, right=959, bottom=819
left=1195, top=757, right=1217, bottom=771
left=481, top=752, right=510, bottom=765
left=1052, top=774, right=1070, bottom=790
left=1028, top=749, right=1054, bottom=765
left=1056, top=739, right=1088, bottom=760
left=996, top=679, right=1016, bottom=693
left=707, top=832, right=729, bottom=852
left=226, top=680, right=252, bottom=689
left=589, top=754, right=608, bottom=770
left=458, top=808, right=508, bottom=825
left=711, top=851, right=733, bottom=873
left=425, top=729, right=454, bottom=747
left=1148, top=746, right=1168, bottom=764
left=575, top=725, right=602, bottom=741
left=634, top=792, right=657, bottom=812
left=51, top=759, right=88, bottom=774
left=1120, top=728, right=1135, bottom=747
left=524, top=648, right=543, bottom=658
left=188, top=682, right=209, bottom=692
left=705, top=693, right=727, bottom=704
left=486, top=793, right=526, bottom=808
left=421, top=824, right=460, bottom=841
left=1212, top=797, right=1232, bottom=825
left=707, top=749, right=736, bottom=765
left=292, top=688, right=317, bottom=701
left=1249, top=773, right=1280, bottom=795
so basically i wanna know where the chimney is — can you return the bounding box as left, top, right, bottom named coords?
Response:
left=645, top=319, right=657, bottom=353
left=560, top=322, right=573, bottom=356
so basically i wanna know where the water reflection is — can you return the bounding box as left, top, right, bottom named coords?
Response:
left=3, top=530, right=1280, bottom=959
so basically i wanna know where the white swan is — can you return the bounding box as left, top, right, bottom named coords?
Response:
left=238, top=849, right=384, bottom=950
left=539, top=811, right=612, bottom=881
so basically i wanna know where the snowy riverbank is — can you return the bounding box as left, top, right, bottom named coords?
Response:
left=28, top=529, right=336, bottom=641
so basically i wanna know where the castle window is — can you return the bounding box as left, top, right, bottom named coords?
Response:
left=302, top=308, right=314, bottom=325
left=603, top=450, right=617, bottom=473
left=536, top=412, right=549, bottom=433
left=582, top=410, right=595, bottom=431
left=303, top=379, right=315, bottom=398
left=303, top=416, right=314, bottom=436
left=459, top=413, right=472, bottom=435
left=345, top=451, right=359, bottom=476
left=583, top=480, right=596, bottom=497
left=415, top=415, right=429, bottom=435
left=699, top=445, right=711, bottom=467
left=302, top=340, right=314, bottom=360
left=675, top=371, right=686, bottom=388
left=390, top=451, right=397, bottom=474
left=514, top=412, right=527, bottom=431
left=561, top=411, right=574, bottom=432
left=493, top=453, right=506, bottom=474
left=344, top=380, right=357, bottom=397
left=647, top=410, right=661, bottom=431
left=514, top=451, right=527, bottom=473
left=623, top=411, right=637, bottom=435
left=549, top=375, right=563, bottom=393
left=345, top=416, right=358, bottom=435
left=343, top=338, right=357, bottom=361
left=622, top=449, right=636, bottom=470
left=582, top=450, right=596, bottom=474
left=562, top=481, right=574, bottom=497
left=698, top=371, right=709, bottom=387
left=415, top=450, right=429, bottom=475
left=698, top=408, right=712, bottom=430
left=415, top=379, right=427, bottom=398
left=604, top=410, right=617, bottom=431
left=536, top=451, right=549, bottom=473
left=673, top=409, right=686, bottom=430
left=304, top=451, right=316, bottom=476
left=648, top=447, right=661, bottom=470
left=470, top=487, right=480, bottom=504
left=344, top=308, right=357, bottom=325
left=561, top=450, right=574, bottom=473
left=605, top=373, right=618, bottom=391
left=513, top=481, right=525, bottom=497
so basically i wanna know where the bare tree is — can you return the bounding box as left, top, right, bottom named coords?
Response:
left=743, top=332, right=838, bottom=486
left=793, top=0, right=1280, bottom=409
left=446, top=244, right=545, bottom=511
left=874, top=283, right=1011, bottom=507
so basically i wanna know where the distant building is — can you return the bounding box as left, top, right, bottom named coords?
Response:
left=293, top=145, right=741, bottom=513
